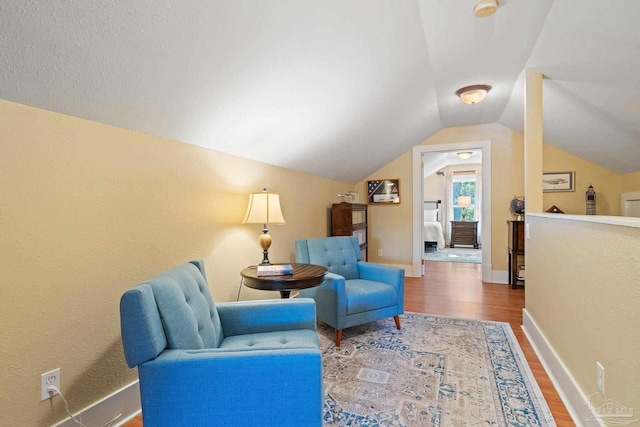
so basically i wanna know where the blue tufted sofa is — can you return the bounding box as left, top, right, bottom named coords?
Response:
left=295, top=236, right=405, bottom=346
left=119, top=260, right=323, bottom=426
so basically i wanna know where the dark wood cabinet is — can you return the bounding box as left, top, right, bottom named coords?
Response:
left=508, top=220, right=525, bottom=289
left=450, top=221, right=479, bottom=248
left=331, top=203, right=368, bottom=260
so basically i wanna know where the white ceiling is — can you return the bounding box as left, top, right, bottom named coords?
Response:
left=2, top=1, right=639, bottom=183
left=422, top=150, right=482, bottom=178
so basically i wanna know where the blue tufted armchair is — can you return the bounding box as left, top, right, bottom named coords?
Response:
left=119, top=260, right=323, bottom=427
left=295, top=236, right=405, bottom=346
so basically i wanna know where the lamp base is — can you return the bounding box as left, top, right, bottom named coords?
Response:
left=259, top=250, right=271, bottom=266
left=259, top=228, right=272, bottom=265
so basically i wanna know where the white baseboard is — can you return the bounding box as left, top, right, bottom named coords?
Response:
left=490, top=269, right=508, bottom=284
left=522, top=309, right=600, bottom=427
left=408, top=260, right=422, bottom=278
left=52, top=380, right=141, bottom=427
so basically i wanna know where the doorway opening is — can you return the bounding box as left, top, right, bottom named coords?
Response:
left=411, top=141, right=492, bottom=281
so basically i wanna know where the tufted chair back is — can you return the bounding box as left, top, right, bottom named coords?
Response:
left=295, top=236, right=361, bottom=280
left=120, top=260, right=224, bottom=368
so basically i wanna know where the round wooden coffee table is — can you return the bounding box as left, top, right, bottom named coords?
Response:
left=240, top=263, right=327, bottom=298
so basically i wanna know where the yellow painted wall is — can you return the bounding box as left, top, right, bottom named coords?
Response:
left=526, top=214, right=640, bottom=416
left=361, top=151, right=414, bottom=266
left=423, top=173, right=443, bottom=201
left=543, top=144, right=621, bottom=215
left=622, top=171, right=640, bottom=193
left=0, top=99, right=351, bottom=426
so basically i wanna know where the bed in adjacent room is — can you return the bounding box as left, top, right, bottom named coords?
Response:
left=424, top=200, right=445, bottom=251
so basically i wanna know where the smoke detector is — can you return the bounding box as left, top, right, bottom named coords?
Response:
left=474, top=0, right=499, bottom=18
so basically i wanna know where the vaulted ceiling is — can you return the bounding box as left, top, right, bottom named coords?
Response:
left=2, top=1, right=639, bottom=183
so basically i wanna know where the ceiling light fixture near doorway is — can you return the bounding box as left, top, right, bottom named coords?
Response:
left=474, top=0, right=499, bottom=18
left=456, top=85, right=492, bottom=104
left=457, top=151, right=473, bottom=160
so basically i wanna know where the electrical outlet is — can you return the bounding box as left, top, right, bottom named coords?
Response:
left=596, top=362, right=605, bottom=393
left=378, top=249, right=383, bottom=257
left=41, top=368, right=60, bottom=401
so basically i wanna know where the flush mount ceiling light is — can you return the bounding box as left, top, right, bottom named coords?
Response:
left=457, top=151, right=473, bottom=160
left=474, top=0, right=499, bottom=18
left=455, top=84, right=492, bottom=105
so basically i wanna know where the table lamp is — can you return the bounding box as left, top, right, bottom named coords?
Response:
left=457, top=196, right=472, bottom=220
left=243, top=188, right=286, bottom=265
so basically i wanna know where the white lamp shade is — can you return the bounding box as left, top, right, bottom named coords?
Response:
left=242, top=191, right=286, bottom=225
left=457, top=196, right=472, bottom=207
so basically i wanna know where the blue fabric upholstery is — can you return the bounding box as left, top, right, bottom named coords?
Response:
left=297, top=236, right=361, bottom=279
left=295, top=236, right=405, bottom=345
left=120, top=260, right=323, bottom=427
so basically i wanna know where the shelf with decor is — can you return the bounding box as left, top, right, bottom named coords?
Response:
left=508, top=220, right=525, bottom=289
left=331, top=203, right=368, bottom=261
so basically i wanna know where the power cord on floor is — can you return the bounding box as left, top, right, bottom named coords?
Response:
left=236, top=277, right=244, bottom=301
left=47, top=385, right=89, bottom=427
left=47, top=385, right=122, bottom=427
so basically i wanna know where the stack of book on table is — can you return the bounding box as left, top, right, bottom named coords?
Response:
left=257, top=264, right=294, bottom=277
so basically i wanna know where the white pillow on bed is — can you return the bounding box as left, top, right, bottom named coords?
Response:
left=424, top=209, right=438, bottom=222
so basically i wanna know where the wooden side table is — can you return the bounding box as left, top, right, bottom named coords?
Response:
left=450, top=220, right=479, bottom=248
left=240, top=263, right=328, bottom=298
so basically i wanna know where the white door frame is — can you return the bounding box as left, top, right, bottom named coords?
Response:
left=412, top=141, right=492, bottom=282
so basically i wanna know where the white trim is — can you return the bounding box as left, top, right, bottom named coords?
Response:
left=491, top=269, right=509, bottom=285
left=621, top=191, right=640, bottom=218
left=522, top=309, right=599, bottom=427
left=412, top=141, right=492, bottom=281
left=52, top=380, right=141, bottom=427
left=527, top=212, right=640, bottom=228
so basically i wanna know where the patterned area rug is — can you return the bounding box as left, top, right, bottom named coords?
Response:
left=424, top=247, right=482, bottom=264
left=317, top=313, right=556, bottom=427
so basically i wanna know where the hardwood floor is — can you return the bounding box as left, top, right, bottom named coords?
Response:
left=123, top=261, right=575, bottom=426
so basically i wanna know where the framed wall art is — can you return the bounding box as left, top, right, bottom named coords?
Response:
left=367, top=179, right=400, bottom=204
left=542, top=171, right=574, bottom=192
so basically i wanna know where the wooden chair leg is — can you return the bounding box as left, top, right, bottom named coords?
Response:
left=394, top=315, right=401, bottom=330
left=335, top=329, right=342, bottom=347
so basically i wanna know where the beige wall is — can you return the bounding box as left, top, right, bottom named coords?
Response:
left=526, top=214, right=640, bottom=417
left=359, top=151, right=414, bottom=266
left=543, top=144, right=621, bottom=215
left=423, top=173, right=443, bottom=201
left=0, top=99, right=352, bottom=426
left=622, top=171, right=640, bottom=193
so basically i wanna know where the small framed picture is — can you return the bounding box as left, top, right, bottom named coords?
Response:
left=367, top=179, right=400, bottom=204
left=542, top=172, right=574, bottom=192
